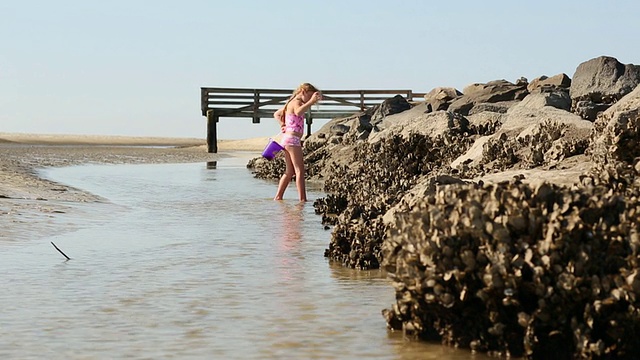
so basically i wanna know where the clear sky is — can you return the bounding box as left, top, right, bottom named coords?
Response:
left=2, top=1, right=639, bottom=140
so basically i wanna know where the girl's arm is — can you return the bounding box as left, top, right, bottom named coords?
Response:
left=273, top=107, right=285, bottom=129
left=274, top=107, right=284, bottom=122
left=292, top=92, right=321, bottom=116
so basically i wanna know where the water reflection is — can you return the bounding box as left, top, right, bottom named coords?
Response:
left=275, top=202, right=305, bottom=283
left=329, top=260, right=388, bottom=282
left=277, top=201, right=304, bottom=251
left=206, top=161, right=217, bottom=169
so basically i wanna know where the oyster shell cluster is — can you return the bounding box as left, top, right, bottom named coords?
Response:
left=381, top=179, right=640, bottom=358
left=470, top=120, right=589, bottom=175
left=316, top=132, right=474, bottom=269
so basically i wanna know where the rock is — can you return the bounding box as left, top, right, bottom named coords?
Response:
left=319, top=130, right=476, bottom=269
left=368, top=110, right=470, bottom=144
left=330, top=123, right=350, bottom=136
left=516, top=90, right=572, bottom=111
left=247, top=54, right=640, bottom=359
left=307, top=95, right=417, bottom=148
left=451, top=91, right=592, bottom=176
left=468, top=101, right=519, bottom=115
left=381, top=179, right=640, bottom=358
left=368, top=95, right=412, bottom=126
left=587, top=82, right=640, bottom=187
left=466, top=111, right=505, bottom=134
left=570, top=56, right=640, bottom=120
left=424, top=87, right=462, bottom=112
left=573, top=100, right=612, bottom=121
left=449, top=79, right=529, bottom=116
left=527, top=73, right=571, bottom=93
left=450, top=136, right=492, bottom=169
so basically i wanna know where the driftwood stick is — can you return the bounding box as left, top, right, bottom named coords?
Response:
left=51, top=242, right=71, bottom=260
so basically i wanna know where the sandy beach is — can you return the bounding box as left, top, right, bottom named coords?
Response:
left=0, top=132, right=268, bottom=242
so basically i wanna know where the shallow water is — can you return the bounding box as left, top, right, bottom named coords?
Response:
left=0, top=154, right=488, bottom=359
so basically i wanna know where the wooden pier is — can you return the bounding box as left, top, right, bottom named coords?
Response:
left=200, top=87, right=426, bottom=153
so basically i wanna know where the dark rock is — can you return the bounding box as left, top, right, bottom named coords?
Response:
left=573, top=100, right=612, bottom=122
left=570, top=56, right=640, bottom=120
left=330, top=123, right=350, bottom=136
left=570, top=56, right=640, bottom=102
left=368, top=95, right=412, bottom=126
left=515, top=76, right=528, bottom=86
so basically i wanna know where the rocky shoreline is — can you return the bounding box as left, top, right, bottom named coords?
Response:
left=249, top=55, right=640, bottom=358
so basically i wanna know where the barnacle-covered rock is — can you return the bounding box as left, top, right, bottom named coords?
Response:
left=381, top=179, right=640, bottom=358
left=587, top=83, right=640, bottom=189
left=320, top=131, right=474, bottom=269
left=454, top=91, right=593, bottom=180
left=247, top=155, right=286, bottom=180
left=248, top=55, right=640, bottom=359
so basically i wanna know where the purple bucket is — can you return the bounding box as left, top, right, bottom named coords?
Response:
left=261, top=138, right=285, bottom=160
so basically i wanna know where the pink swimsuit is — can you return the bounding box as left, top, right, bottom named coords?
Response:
left=284, top=113, right=304, bottom=134
left=281, top=113, right=304, bottom=147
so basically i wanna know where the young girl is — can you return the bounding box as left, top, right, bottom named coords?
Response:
left=272, top=83, right=322, bottom=202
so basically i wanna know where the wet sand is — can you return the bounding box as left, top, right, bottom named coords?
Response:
left=0, top=133, right=268, bottom=242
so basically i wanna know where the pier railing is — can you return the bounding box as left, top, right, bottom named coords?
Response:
left=200, top=87, right=426, bottom=153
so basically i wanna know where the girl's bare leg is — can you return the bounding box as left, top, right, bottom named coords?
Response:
left=288, top=145, right=307, bottom=201
left=274, top=150, right=294, bottom=200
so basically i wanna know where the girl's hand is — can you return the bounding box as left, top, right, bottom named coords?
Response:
left=312, top=92, right=322, bottom=103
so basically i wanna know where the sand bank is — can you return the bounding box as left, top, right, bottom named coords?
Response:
left=0, top=132, right=270, bottom=150
left=0, top=133, right=268, bottom=242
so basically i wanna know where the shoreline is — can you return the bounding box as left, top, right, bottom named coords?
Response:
left=0, top=133, right=269, bottom=243
left=0, top=131, right=270, bottom=148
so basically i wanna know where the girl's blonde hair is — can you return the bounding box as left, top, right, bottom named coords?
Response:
left=294, top=83, right=319, bottom=97
left=281, top=83, right=319, bottom=120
